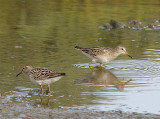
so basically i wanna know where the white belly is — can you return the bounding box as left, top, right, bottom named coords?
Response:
left=82, top=51, right=116, bottom=64
left=28, top=76, right=63, bottom=86
left=95, top=55, right=115, bottom=64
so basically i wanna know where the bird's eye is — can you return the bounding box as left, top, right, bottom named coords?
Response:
left=121, top=48, right=124, bottom=50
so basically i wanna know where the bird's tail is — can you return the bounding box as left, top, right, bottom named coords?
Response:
left=60, top=73, right=66, bottom=76
left=75, top=46, right=82, bottom=49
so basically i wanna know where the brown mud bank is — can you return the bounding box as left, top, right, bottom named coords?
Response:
left=0, top=97, right=160, bottom=119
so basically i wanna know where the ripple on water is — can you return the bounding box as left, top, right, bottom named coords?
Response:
left=74, top=59, right=160, bottom=114
left=75, top=60, right=160, bottom=76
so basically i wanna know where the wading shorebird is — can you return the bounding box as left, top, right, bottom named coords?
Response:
left=16, top=65, right=65, bottom=97
left=75, top=45, right=132, bottom=68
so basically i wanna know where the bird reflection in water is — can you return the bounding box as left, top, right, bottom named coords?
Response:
left=31, top=92, right=51, bottom=107
left=75, top=69, right=131, bottom=91
left=39, top=95, right=50, bottom=106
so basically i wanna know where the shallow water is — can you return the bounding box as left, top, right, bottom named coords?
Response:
left=0, top=0, right=160, bottom=115
left=75, top=60, right=160, bottom=114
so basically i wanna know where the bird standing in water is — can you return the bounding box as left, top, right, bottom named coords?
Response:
left=75, top=45, right=132, bottom=68
left=16, top=65, right=65, bottom=97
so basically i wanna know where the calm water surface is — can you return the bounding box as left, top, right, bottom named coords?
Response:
left=0, top=0, right=160, bottom=114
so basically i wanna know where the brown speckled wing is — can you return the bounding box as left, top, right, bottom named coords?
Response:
left=30, top=68, right=64, bottom=80
left=81, top=47, right=110, bottom=57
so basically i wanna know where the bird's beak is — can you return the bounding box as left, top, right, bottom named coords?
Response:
left=125, top=51, right=133, bottom=59
left=16, top=71, right=22, bottom=77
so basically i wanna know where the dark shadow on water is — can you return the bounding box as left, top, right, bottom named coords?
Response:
left=75, top=69, right=131, bottom=91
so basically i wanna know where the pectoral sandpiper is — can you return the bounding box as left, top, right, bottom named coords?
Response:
left=16, top=65, right=65, bottom=97
left=75, top=45, right=132, bottom=68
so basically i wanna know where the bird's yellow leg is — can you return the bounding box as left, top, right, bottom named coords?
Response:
left=89, top=62, right=93, bottom=69
left=94, top=64, right=104, bottom=69
left=47, top=85, right=51, bottom=98
left=39, top=85, right=43, bottom=95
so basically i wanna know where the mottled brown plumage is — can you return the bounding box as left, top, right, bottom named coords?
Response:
left=29, top=67, right=64, bottom=81
left=16, top=65, right=65, bottom=97
left=76, top=47, right=113, bottom=57
left=75, top=46, right=132, bottom=68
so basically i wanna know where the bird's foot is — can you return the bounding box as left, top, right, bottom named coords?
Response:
left=94, top=65, right=105, bottom=70
left=46, top=90, right=51, bottom=98
left=48, top=92, right=51, bottom=98
left=39, top=90, right=43, bottom=95
left=89, top=63, right=93, bottom=69
left=38, top=91, right=42, bottom=96
left=46, top=87, right=51, bottom=98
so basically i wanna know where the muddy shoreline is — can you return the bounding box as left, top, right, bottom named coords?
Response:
left=0, top=98, right=160, bottom=119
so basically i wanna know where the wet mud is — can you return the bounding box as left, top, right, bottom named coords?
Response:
left=0, top=95, right=160, bottom=119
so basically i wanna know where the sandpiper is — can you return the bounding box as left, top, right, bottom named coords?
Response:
left=16, top=65, right=65, bottom=97
left=75, top=45, right=132, bottom=68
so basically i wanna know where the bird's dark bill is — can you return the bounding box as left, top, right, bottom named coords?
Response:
left=128, top=55, right=133, bottom=59
left=16, top=72, right=22, bottom=77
